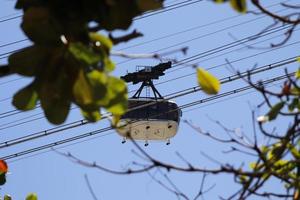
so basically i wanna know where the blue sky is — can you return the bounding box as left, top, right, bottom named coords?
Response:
left=0, top=0, right=299, bottom=199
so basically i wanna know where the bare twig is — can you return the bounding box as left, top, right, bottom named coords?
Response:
left=111, top=47, right=188, bottom=61
left=109, top=29, right=143, bottom=45
left=84, top=174, right=99, bottom=200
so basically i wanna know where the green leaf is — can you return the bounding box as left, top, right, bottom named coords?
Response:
left=111, top=115, right=121, bottom=127
left=9, top=45, right=49, bottom=77
left=89, top=33, right=113, bottom=51
left=69, top=43, right=101, bottom=66
left=269, top=143, right=282, bottom=160
left=73, top=69, right=94, bottom=106
left=273, top=159, right=290, bottom=172
left=15, top=0, right=41, bottom=9
left=103, top=57, right=115, bottom=72
left=4, top=195, right=12, bottom=200
left=106, top=76, right=127, bottom=99
left=197, top=68, right=220, bottom=95
left=97, top=2, right=140, bottom=30
left=106, top=92, right=128, bottom=115
left=290, top=87, right=300, bottom=95
left=38, top=72, right=71, bottom=124
left=26, top=193, right=37, bottom=200
left=105, top=77, right=128, bottom=115
left=239, top=175, right=248, bottom=183
left=213, top=0, right=227, bottom=3
left=288, top=98, right=299, bottom=112
left=88, top=33, right=115, bottom=72
left=267, top=102, right=285, bottom=121
left=260, top=146, right=269, bottom=154
left=73, top=69, right=107, bottom=109
left=249, top=162, right=257, bottom=169
left=137, top=0, right=163, bottom=12
left=249, top=162, right=263, bottom=170
left=287, top=143, right=300, bottom=159
left=230, top=0, right=246, bottom=13
left=13, top=83, right=38, bottom=111
left=213, top=0, right=246, bottom=13
left=86, top=70, right=108, bottom=104
left=21, top=7, right=61, bottom=45
left=74, top=72, right=126, bottom=121
left=296, top=68, right=300, bottom=79
left=81, top=109, right=101, bottom=122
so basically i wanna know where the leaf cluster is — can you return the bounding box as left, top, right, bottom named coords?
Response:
left=8, top=0, right=163, bottom=124
left=235, top=66, right=300, bottom=198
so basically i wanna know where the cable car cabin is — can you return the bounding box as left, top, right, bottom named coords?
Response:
left=118, top=62, right=181, bottom=146
left=116, top=99, right=182, bottom=145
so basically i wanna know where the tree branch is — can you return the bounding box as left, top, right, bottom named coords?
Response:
left=251, top=0, right=300, bottom=25
left=84, top=174, right=99, bottom=200
left=109, top=29, right=143, bottom=45
left=0, top=65, right=12, bottom=77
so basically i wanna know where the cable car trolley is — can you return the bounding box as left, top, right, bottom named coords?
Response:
left=117, top=62, right=182, bottom=146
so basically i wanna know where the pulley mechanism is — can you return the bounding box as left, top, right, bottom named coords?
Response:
left=121, top=62, right=172, bottom=99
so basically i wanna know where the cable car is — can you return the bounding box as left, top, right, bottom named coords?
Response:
left=117, top=62, right=182, bottom=146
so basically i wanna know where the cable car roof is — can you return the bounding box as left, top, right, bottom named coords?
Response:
left=121, top=62, right=172, bottom=84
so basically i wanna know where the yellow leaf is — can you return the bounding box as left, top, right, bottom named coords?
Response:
left=86, top=70, right=108, bottom=104
left=89, top=32, right=113, bottom=50
left=296, top=68, right=300, bottom=79
left=213, top=0, right=224, bottom=3
left=81, top=109, right=101, bottom=122
left=73, top=69, right=94, bottom=106
left=111, top=115, right=121, bottom=127
left=197, top=68, right=220, bottom=95
left=26, top=193, right=38, bottom=200
left=297, top=57, right=300, bottom=63
left=230, top=0, right=247, bottom=13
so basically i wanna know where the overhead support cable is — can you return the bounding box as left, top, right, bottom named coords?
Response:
left=0, top=25, right=297, bottom=117
left=0, top=72, right=293, bottom=161
left=0, top=0, right=204, bottom=25
left=0, top=2, right=290, bottom=59
left=0, top=56, right=297, bottom=150
left=0, top=0, right=204, bottom=50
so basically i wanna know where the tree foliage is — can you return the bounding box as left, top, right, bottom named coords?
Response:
left=4, top=0, right=163, bottom=124
left=2, top=0, right=300, bottom=199
left=0, top=0, right=226, bottom=124
left=0, top=0, right=298, bottom=125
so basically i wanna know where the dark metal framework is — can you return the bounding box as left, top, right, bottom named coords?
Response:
left=132, top=80, right=162, bottom=99
left=121, top=62, right=172, bottom=99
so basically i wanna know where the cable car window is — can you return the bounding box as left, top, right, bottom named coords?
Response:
left=121, top=100, right=180, bottom=122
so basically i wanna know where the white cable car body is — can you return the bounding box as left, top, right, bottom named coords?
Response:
left=117, top=99, right=181, bottom=141
left=117, top=62, right=182, bottom=145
